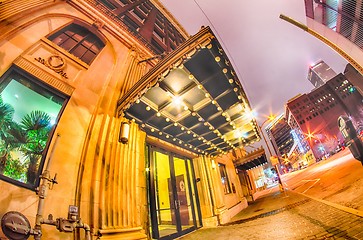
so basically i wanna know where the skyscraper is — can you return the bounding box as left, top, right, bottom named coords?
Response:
left=304, top=0, right=363, bottom=70
left=265, top=114, right=294, bottom=158
left=308, top=60, right=337, bottom=88
left=286, top=72, right=363, bottom=159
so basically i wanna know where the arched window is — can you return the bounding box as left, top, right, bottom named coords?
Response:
left=48, top=23, right=105, bottom=65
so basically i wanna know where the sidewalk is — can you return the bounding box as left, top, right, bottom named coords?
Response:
left=225, top=186, right=307, bottom=225
left=179, top=187, right=363, bottom=239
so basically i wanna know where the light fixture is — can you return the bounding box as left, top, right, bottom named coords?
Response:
left=211, top=159, right=216, bottom=169
left=173, top=96, right=182, bottom=106
left=119, top=121, right=130, bottom=144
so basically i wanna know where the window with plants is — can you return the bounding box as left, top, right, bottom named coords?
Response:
left=0, top=70, right=67, bottom=189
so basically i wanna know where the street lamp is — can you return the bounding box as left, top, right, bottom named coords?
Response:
left=305, top=132, right=326, bottom=159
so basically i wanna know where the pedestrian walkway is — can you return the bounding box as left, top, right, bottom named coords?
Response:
left=178, top=188, right=363, bottom=240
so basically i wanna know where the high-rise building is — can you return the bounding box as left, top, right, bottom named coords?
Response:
left=265, top=114, right=294, bottom=158
left=304, top=0, right=363, bottom=70
left=286, top=72, right=363, bottom=159
left=344, top=63, right=363, bottom=95
left=308, top=60, right=337, bottom=88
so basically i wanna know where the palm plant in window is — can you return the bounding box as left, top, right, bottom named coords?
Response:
left=2, top=121, right=27, bottom=181
left=19, top=110, right=51, bottom=185
left=0, top=95, right=16, bottom=174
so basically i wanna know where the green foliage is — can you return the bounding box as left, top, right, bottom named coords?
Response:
left=0, top=95, right=16, bottom=173
left=0, top=101, right=52, bottom=184
left=20, top=110, right=51, bottom=159
left=3, top=157, right=26, bottom=181
left=21, top=110, right=51, bottom=131
left=0, top=95, right=14, bottom=127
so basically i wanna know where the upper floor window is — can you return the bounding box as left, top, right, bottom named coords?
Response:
left=48, top=23, right=105, bottom=65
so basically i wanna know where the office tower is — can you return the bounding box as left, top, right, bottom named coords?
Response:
left=286, top=72, right=363, bottom=159
left=308, top=60, right=337, bottom=88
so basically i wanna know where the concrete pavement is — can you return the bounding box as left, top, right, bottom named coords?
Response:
left=179, top=187, right=363, bottom=240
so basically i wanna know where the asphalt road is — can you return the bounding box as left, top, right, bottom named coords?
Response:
left=281, top=149, right=363, bottom=212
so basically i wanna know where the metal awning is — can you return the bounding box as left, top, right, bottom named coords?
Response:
left=236, top=155, right=268, bottom=171
left=234, top=147, right=267, bottom=171
left=117, top=27, right=260, bottom=156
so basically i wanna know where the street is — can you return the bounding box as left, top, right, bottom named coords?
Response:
left=179, top=149, right=363, bottom=240
left=281, top=149, right=363, bottom=211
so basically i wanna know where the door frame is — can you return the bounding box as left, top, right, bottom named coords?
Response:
left=147, top=145, right=202, bottom=240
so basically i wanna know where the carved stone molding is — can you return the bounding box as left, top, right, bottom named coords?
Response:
left=14, top=57, right=74, bottom=96
left=34, top=54, right=69, bottom=79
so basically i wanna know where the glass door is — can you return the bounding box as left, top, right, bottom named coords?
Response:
left=148, top=147, right=201, bottom=239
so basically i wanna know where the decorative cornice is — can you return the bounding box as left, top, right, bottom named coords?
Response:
left=14, top=57, right=74, bottom=96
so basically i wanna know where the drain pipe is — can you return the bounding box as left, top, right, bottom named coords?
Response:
left=202, top=155, right=216, bottom=217
left=34, top=133, right=61, bottom=239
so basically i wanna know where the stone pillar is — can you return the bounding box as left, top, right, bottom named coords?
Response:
left=75, top=47, right=149, bottom=239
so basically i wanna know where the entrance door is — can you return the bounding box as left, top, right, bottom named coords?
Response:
left=148, top=147, right=201, bottom=239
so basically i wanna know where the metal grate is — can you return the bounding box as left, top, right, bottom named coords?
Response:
left=313, top=0, right=363, bottom=49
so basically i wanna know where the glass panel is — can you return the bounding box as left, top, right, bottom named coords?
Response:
left=72, top=44, right=88, bottom=59
left=61, top=38, right=78, bottom=51
left=187, top=160, right=200, bottom=228
left=0, top=74, right=65, bottom=187
left=173, top=157, right=193, bottom=230
left=219, top=163, right=231, bottom=194
left=154, top=151, right=177, bottom=237
left=82, top=51, right=96, bottom=66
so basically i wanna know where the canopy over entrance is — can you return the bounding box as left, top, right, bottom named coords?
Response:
left=118, top=27, right=260, bottom=156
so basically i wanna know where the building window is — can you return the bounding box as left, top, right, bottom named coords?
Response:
left=48, top=23, right=105, bottom=65
left=218, top=163, right=231, bottom=194
left=0, top=69, right=67, bottom=189
left=100, top=0, right=117, bottom=10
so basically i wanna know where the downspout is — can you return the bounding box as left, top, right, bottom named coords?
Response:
left=202, top=155, right=216, bottom=217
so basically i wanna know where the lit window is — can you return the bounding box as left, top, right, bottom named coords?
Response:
left=48, top=23, right=105, bottom=65
left=0, top=69, right=67, bottom=189
left=218, top=163, right=231, bottom=194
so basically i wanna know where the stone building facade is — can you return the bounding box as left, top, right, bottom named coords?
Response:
left=0, top=1, right=258, bottom=239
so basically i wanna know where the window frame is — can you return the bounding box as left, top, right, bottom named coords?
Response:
left=0, top=66, right=68, bottom=190
left=218, top=163, right=232, bottom=194
left=47, top=22, right=106, bottom=65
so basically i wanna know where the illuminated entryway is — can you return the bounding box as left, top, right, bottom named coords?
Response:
left=147, top=146, right=202, bottom=239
